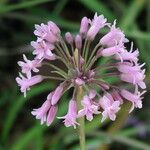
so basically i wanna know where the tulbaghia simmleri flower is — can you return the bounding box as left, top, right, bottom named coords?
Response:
left=58, top=99, right=79, bottom=129
left=18, top=54, right=41, bottom=78
left=78, top=91, right=100, bottom=121
left=16, top=13, right=146, bottom=129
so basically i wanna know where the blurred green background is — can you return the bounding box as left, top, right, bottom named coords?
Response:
left=0, top=0, right=150, bottom=150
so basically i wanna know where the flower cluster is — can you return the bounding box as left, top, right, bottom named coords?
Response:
left=16, top=13, right=146, bottom=128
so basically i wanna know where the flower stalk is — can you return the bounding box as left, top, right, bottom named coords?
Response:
left=76, top=86, right=86, bottom=150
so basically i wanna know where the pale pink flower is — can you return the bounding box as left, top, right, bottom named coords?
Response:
left=51, top=84, right=64, bottom=105
left=34, top=23, right=48, bottom=39
left=121, top=89, right=146, bottom=113
left=75, top=78, right=85, bottom=85
left=16, top=73, right=43, bottom=97
left=118, top=62, right=145, bottom=74
left=34, top=22, right=60, bottom=43
left=120, top=69, right=146, bottom=89
left=100, top=20, right=128, bottom=47
left=31, top=39, right=55, bottom=60
left=47, top=105, right=58, bottom=126
left=87, top=13, right=107, bottom=40
left=47, top=21, right=60, bottom=35
left=112, top=90, right=123, bottom=104
left=18, top=54, right=41, bottom=78
left=31, top=100, right=51, bottom=124
left=100, top=42, right=125, bottom=57
left=65, top=32, right=74, bottom=45
left=88, top=90, right=96, bottom=99
left=115, top=44, right=139, bottom=63
left=78, top=92, right=100, bottom=121
left=75, top=34, right=82, bottom=50
left=58, top=100, right=79, bottom=128
left=80, top=17, right=89, bottom=36
left=99, top=95, right=120, bottom=122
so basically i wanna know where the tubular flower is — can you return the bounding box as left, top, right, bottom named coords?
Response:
left=18, top=54, right=41, bottom=78
left=16, top=13, right=146, bottom=128
left=78, top=91, right=100, bottom=121
left=99, top=94, right=120, bottom=122
left=58, top=100, right=79, bottom=129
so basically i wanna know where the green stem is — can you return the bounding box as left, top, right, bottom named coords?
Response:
left=76, top=86, right=86, bottom=150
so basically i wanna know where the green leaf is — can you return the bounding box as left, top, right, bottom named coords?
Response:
left=35, top=131, right=44, bottom=150
left=11, top=124, right=46, bottom=150
left=0, top=0, right=54, bottom=14
left=120, top=0, right=146, bottom=30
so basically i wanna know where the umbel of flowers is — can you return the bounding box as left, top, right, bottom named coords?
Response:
left=16, top=13, right=146, bottom=128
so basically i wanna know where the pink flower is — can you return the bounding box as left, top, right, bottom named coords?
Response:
left=118, top=62, right=146, bottom=89
left=75, top=34, right=82, bottom=50
left=111, top=90, right=123, bottom=104
left=47, top=105, right=58, bottom=126
left=87, top=13, right=107, bottom=40
left=100, top=42, right=125, bottom=57
left=31, top=39, right=55, bottom=60
left=47, top=21, right=60, bottom=35
left=58, top=100, right=79, bottom=128
left=80, top=17, right=89, bottom=36
left=78, top=91, right=100, bottom=121
left=117, top=62, right=145, bottom=74
left=34, top=23, right=48, bottom=39
left=99, top=94, right=120, bottom=122
left=115, top=44, right=139, bottom=63
left=16, top=73, right=43, bottom=97
left=65, top=32, right=74, bottom=45
left=31, top=93, right=58, bottom=126
left=121, top=89, right=146, bottom=113
left=88, top=90, right=96, bottom=99
left=51, top=84, right=64, bottom=105
left=100, top=20, right=128, bottom=47
left=34, top=22, right=60, bottom=43
left=18, top=54, right=41, bottom=78
left=31, top=100, right=51, bottom=125
left=16, top=13, right=146, bottom=128
left=75, top=78, right=85, bottom=85
left=120, top=69, right=146, bottom=89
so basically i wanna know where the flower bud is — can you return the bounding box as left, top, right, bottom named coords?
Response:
left=47, top=105, right=58, bottom=126
left=80, top=17, right=89, bottom=36
left=75, top=34, right=82, bottom=50
left=65, top=32, right=73, bottom=45
left=51, top=84, right=63, bottom=105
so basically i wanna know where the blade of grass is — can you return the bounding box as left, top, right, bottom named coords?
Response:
left=52, top=0, right=68, bottom=15
left=2, top=82, right=54, bottom=142
left=35, top=131, right=44, bottom=150
left=90, top=131, right=150, bottom=150
left=119, top=125, right=150, bottom=137
left=0, top=0, right=54, bottom=14
left=79, top=0, right=115, bottom=21
left=11, top=124, right=46, bottom=150
left=120, top=0, right=146, bottom=30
